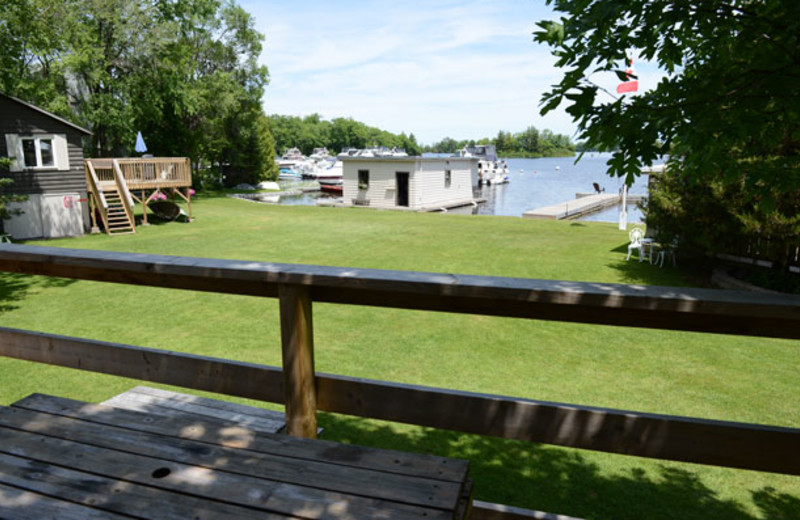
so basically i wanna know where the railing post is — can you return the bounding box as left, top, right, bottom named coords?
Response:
left=278, top=284, right=317, bottom=438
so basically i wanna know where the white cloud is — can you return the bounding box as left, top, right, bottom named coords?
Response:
left=241, top=0, right=611, bottom=144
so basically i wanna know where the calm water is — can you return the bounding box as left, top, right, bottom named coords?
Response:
left=279, top=153, right=648, bottom=224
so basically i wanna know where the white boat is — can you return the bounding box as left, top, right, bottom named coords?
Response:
left=338, top=147, right=408, bottom=159
left=309, top=147, right=332, bottom=161
left=299, top=158, right=343, bottom=180
left=278, top=168, right=301, bottom=180
left=277, top=147, right=306, bottom=169
left=478, top=159, right=510, bottom=187
left=454, top=145, right=509, bottom=187
left=337, top=147, right=360, bottom=159
left=481, top=160, right=510, bottom=186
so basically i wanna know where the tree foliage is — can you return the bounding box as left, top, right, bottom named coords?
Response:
left=0, top=0, right=277, bottom=185
left=536, top=0, right=800, bottom=269
left=424, top=126, right=575, bottom=157
left=269, top=114, right=422, bottom=157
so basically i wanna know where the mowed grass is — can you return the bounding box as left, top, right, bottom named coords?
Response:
left=1, top=195, right=798, bottom=519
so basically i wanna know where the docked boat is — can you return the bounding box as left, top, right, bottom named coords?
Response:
left=309, top=147, right=332, bottom=161
left=277, top=147, right=306, bottom=169
left=481, top=160, right=510, bottom=186
left=298, top=158, right=343, bottom=180
left=318, top=178, right=343, bottom=194
left=337, top=147, right=408, bottom=159
left=454, top=145, right=509, bottom=187
left=278, top=168, right=301, bottom=180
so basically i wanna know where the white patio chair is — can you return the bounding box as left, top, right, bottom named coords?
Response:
left=626, top=227, right=645, bottom=261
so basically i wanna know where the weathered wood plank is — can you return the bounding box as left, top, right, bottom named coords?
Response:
left=16, top=394, right=468, bottom=483
left=0, top=424, right=457, bottom=520
left=102, top=386, right=286, bottom=434
left=0, top=452, right=284, bottom=520
left=0, top=405, right=464, bottom=511
left=317, top=373, right=800, bottom=475
left=0, top=326, right=285, bottom=403
left=0, top=482, right=130, bottom=520
left=1, top=244, right=799, bottom=337
left=279, top=284, right=318, bottom=438
left=2, top=328, right=799, bottom=475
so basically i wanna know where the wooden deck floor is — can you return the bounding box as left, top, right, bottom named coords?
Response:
left=0, top=393, right=473, bottom=519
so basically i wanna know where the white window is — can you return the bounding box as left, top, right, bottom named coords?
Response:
left=4, top=134, right=69, bottom=172
left=22, top=137, right=55, bottom=168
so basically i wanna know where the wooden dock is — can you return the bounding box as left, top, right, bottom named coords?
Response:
left=523, top=193, right=645, bottom=220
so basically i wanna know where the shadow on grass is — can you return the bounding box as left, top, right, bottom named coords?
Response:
left=320, top=413, right=799, bottom=520
left=0, top=272, right=75, bottom=315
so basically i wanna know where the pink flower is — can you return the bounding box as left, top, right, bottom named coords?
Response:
left=189, top=188, right=196, bottom=197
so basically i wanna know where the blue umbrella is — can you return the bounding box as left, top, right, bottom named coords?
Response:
left=135, top=131, right=147, bottom=153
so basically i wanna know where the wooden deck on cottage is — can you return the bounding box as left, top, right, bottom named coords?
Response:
left=0, top=245, right=799, bottom=519
left=84, top=158, right=192, bottom=235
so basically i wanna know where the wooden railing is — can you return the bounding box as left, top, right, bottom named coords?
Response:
left=86, top=158, right=115, bottom=182
left=84, top=160, right=109, bottom=231
left=0, top=245, right=799, bottom=517
left=112, top=159, right=135, bottom=224
left=84, top=158, right=192, bottom=190
left=115, top=157, right=192, bottom=190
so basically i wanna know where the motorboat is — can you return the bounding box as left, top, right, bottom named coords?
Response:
left=298, top=158, right=343, bottom=180
left=277, top=147, right=306, bottom=169
left=318, top=177, right=343, bottom=194
left=309, top=147, right=332, bottom=161
left=278, top=167, right=302, bottom=180
left=478, top=158, right=510, bottom=187
left=454, top=145, right=508, bottom=187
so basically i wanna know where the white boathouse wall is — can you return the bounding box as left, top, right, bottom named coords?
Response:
left=342, top=157, right=476, bottom=210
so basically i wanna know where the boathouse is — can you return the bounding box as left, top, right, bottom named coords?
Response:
left=342, top=156, right=477, bottom=210
left=0, top=92, right=92, bottom=239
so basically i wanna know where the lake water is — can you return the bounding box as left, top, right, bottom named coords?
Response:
left=279, top=153, right=649, bottom=224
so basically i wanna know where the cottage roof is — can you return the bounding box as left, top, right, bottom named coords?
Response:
left=0, top=91, right=92, bottom=135
left=340, top=156, right=477, bottom=163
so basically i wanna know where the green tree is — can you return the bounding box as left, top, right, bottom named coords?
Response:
left=516, top=126, right=540, bottom=154
left=0, top=0, right=74, bottom=115
left=2, top=0, right=276, bottom=183
left=536, top=0, right=800, bottom=269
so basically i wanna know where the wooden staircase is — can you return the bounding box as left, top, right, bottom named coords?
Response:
left=100, top=183, right=135, bottom=235
left=85, top=159, right=136, bottom=236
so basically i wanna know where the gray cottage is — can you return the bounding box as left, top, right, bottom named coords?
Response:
left=0, top=92, right=92, bottom=239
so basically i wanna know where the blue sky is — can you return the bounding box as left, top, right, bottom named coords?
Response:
left=240, top=0, right=658, bottom=145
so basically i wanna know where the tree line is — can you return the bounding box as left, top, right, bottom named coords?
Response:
left=269, top=115, right=575, bottom=159
left=269, top=114, right=423, bottom=157
left=1, top=0, right=277, bottom=186
left=423, top=127, right=575, bottom=157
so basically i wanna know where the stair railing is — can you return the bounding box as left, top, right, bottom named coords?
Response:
left=112, top=159, right=136, bottom=231
left=85, top=161, right=110, bottom=232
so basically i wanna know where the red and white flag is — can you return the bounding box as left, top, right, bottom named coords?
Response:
left=617, top=58, right=638, bottom=94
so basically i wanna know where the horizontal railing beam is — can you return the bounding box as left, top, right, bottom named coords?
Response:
left=1, top=327, right=798, bottom=476
left=1, top=245, right=800, bottom=339
left=1, top=245, right=800, bottom=338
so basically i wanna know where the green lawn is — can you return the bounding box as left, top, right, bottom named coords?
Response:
left=1, top=195, right=798, bottom=520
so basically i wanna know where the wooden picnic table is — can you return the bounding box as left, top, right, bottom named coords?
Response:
left=0, top=393, right=473, bottom=519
